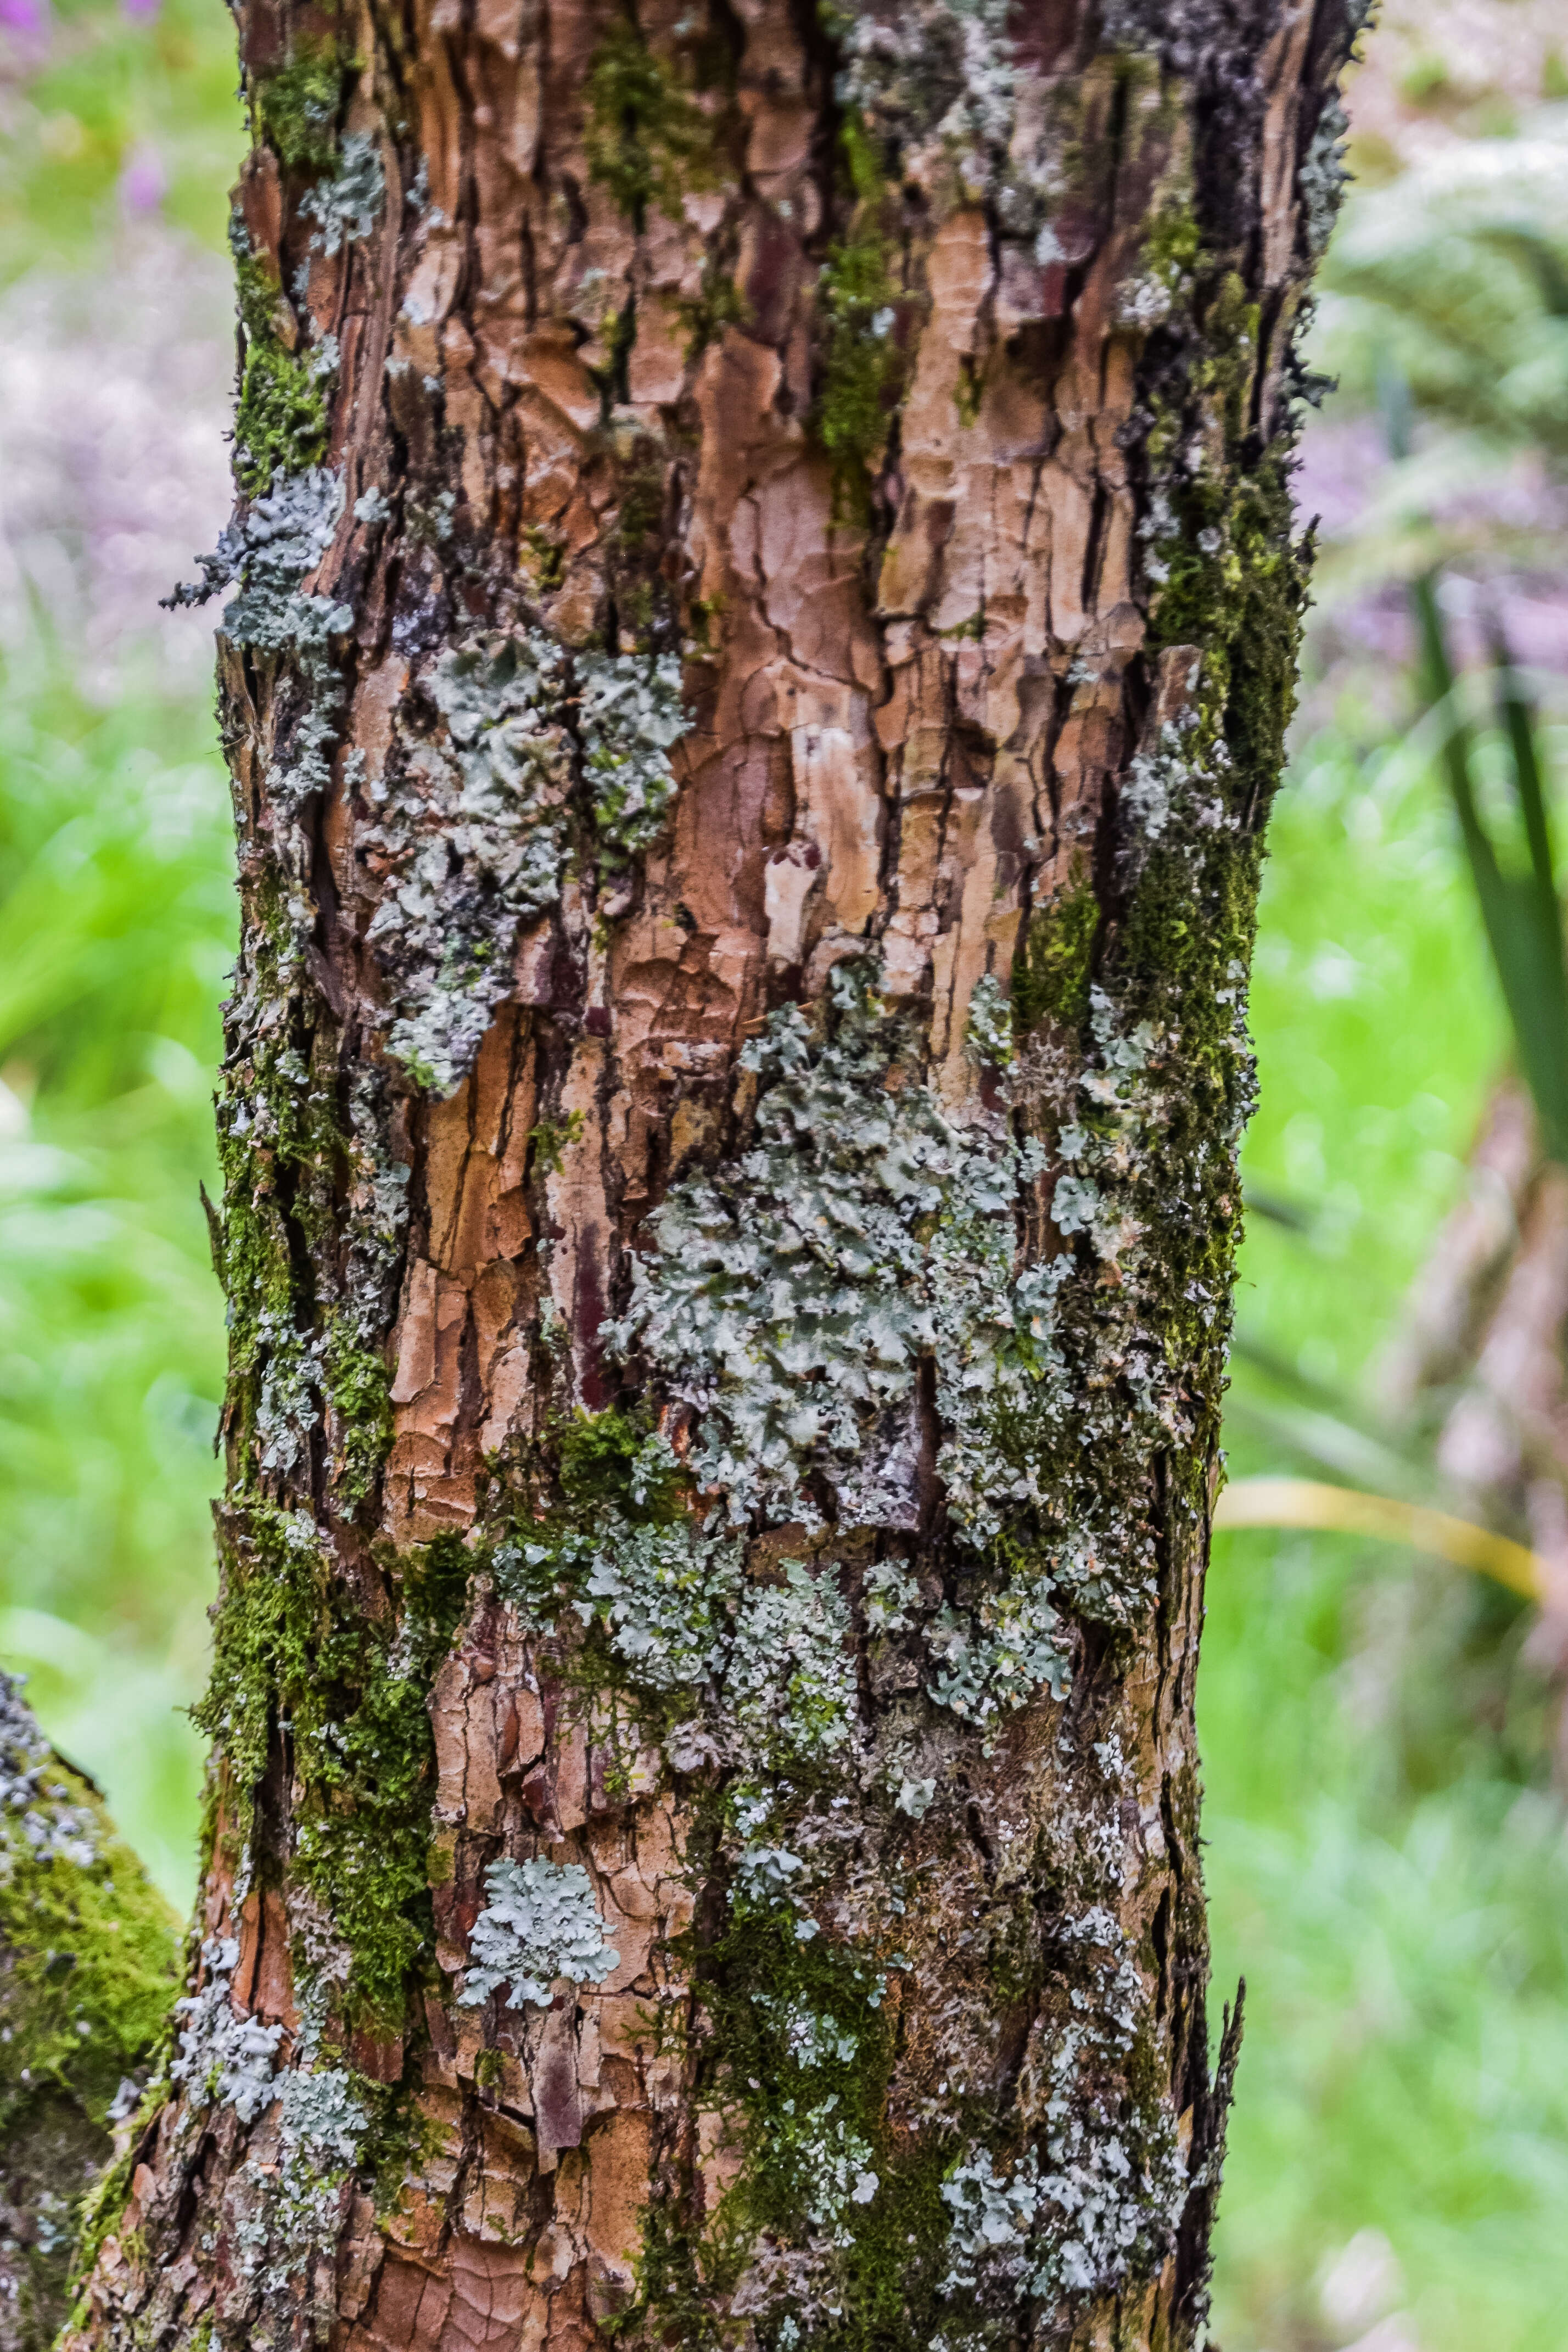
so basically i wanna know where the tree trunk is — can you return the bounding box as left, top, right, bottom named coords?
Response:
left=67, top=3, right=1353, bottom=2347
left=0, top=1676, right=177, bottom=2352
left=1377, top=1079, right=1568, bottom=1765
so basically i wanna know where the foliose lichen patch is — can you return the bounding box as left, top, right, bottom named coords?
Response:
left=369, top=636, right=687, bottom=1093
left=299, top=131, right=385, bottom=256
left=169, top=1937, right=283, bottom=2124
left=456, top=1858, right=620, bottom=2009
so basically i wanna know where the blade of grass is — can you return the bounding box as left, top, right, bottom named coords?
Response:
left=1215, top=1475, right=1544, bottom=1601
left=1411, top=574, right=1568, bottom=1162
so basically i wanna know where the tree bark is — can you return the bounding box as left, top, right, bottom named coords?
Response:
left=69, top=3, right=1352, bottom=2347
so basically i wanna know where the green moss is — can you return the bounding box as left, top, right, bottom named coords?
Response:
left=1012, top=873, right=1100, bottom=1037
left=70, top=2138, right=138, bottom=2305
left=1145, top=271, right=1302, bottom=785
left=325, top=1321, right=394, bottom=1505
left=626, top=1911, right=953, bottom=2351
left=234, top=338, right=331, bottom=500
left=1097, top=256, right=1312, bottom=1512
left=523, top=525, right=565, bottom=592
left=231, top=237, right=330, bottom=499
left=677, top=256, right=751, bottom=360
left=528, top=1111, right=585, bottom=1175
left=497, top=1404, right=682, bottom=1624
left=815, top=120, right=905, bottom=517
left=255, top=43, right=344, bottom=173
left=546, top=1403, right=638, bottom=1497
left=472, top=2046, right=505, bottom=2095
left=584, top=19, right=717, bottom=231
left=211, top=890, right=399, bottom=1516
left=0, top=1783, right=177, bottom=2144
left=0, top=1710, right=179, bottom=2348
left=195, top=1510, right=474, bottom=2027
left=1140, top=198, right=1203, bottom=298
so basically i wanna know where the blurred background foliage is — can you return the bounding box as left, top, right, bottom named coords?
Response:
left=2, top=0, right=1568, bottom=2345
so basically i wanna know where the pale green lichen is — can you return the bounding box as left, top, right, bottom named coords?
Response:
left=725, top=1560, right=860, bottom=1765
left=964, top=971, right=1013, bottom=1067
left=369, top=631, right=573, bottom=1091
left=923, top=1585, right=1069, bottom=1722
left=605, top=965, right=1083, bottom=1723
left=576, top=647, right=687, bottom=858
left=833, top=0, right=1016, bottom=193
left=495, top=1455, right=857, bottom=1773
left=300, top=131, right=384, bottom=255
left=829, top=0, right=1078, bottom=256
left=170, top=465, right=350, bottom=660
left=169, top=1937, right=282, bottom=2124
left=225, top=2063, right=372, bottom=2301
left=555, top=1513, right=743, bottom=1692
left=1300, top=93, right=1349, bottom=256
left=456, top=1858, right=619, bottom=2009
left=370, top=635, right=687, bottom=1093
left=938, top=1919, right=1184, bottom=2304
left=608, top=964, right=1059, bottom=1545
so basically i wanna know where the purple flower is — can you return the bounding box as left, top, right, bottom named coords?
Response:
left=117, top=141, right=166, bottom=217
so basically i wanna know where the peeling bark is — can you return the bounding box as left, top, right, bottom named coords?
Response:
left=69, top=4, right=1354, bottom=2348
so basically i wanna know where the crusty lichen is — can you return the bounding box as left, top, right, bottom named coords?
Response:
left=299, top=132, right=384, bottom=255
left=604, top=966, right=1132, bottom=1715
left=369, top=632, right=688, bottom=1093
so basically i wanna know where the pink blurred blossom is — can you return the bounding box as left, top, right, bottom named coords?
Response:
left=121, top=0, right=160, bottom=22
left=117, top=142, right=166, bottom=217
left=0, top=0, right=49, bottom=35
left=0, top=236, right=233, bottom=701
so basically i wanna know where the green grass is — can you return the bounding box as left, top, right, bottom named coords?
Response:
left=1205, top=1529, right=1568, bottom=2351
left=0, top=668, right=233, bottom=1902
left=1204, top=723, right=1568, bottom=2350
left=0, top=0, right=237, bottom=277
left=1235, top=724, right=1506, bottom=1385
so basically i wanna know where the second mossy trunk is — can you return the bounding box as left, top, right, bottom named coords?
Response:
left=68, top=2, right=1356, bottom=2348
left=0, top=1676, right=178, bottom=2352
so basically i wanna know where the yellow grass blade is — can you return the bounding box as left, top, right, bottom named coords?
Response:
left=1214, top=1476, right=1545, bottom=1603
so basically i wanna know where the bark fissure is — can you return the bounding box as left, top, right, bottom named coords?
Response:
left=70, top=3, right=1356, bottom=2348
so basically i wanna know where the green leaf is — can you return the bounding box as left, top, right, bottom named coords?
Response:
left=1412, top=575, right=1568, bottom=1163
